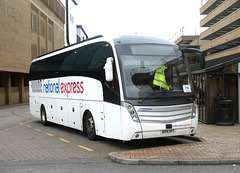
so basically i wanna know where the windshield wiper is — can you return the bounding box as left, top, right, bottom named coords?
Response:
left=154, top=94, right=195, bottom=102
left=138, top=91, right=165, bottom=103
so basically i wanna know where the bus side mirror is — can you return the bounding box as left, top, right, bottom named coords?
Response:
left=181, top=48, right=205, bottom=69
left=104, top=57, right=113, bottom=82
left=196, top=52, right=205, bottom=69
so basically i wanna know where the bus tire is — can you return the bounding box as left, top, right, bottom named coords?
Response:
left=84, top=112, right=97, bottom=140
left=41, top=106, right=49, bottom=126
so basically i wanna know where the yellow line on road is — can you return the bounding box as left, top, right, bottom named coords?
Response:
left=34, top=129, right=42, bottom=132
left=59, top=138, right=71, bottom=143
left=20, top=123, right=93, bottom=152
left=78, top=145, right=93, bottom=151
left=46, top=133, right=54, bottom=136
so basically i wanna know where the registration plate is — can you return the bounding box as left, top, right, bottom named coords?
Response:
left=162, top=129, right=175, bottom=134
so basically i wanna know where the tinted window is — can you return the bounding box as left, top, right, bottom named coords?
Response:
left=30, top=42, right=114, bottom=80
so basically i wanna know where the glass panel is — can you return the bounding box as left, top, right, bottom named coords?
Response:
left=202, top=74, right=206, bottom=122
left=197, top=74, right=206, bottom=122
left=31, top=13, right=37, bottom=32
left=225, top=74, right=238, bottom=122
left=210, top=74, right=222, bottom=123
left=30, top=42, right=114, bottom=80
left=116, top=44, right=194, bottom=102
left=40, top=20, right=46, bottom=37
left=209, top=65, right=238, bottom=123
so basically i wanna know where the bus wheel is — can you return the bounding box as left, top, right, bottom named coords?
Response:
left=41, top=106, right=49, bottom=126
left=84, top=112, right=96, bottom=140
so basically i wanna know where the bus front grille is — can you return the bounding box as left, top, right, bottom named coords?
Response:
left=135, top=104, right=193, bottom=123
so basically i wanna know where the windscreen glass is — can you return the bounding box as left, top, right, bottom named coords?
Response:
left=116, top=44, right=193, bottom=100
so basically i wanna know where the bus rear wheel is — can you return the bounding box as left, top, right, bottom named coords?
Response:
left=84, top=112, right=97, bottom=140
left=41, top=106, right=49, bottom=126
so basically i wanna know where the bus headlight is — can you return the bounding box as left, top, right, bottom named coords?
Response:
left=192, top=100, right=197, bottom=118
left=123, top=102, right=140, bottom=122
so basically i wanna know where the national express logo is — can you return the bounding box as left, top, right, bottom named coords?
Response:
left=31, top=79, right=84, bottom=97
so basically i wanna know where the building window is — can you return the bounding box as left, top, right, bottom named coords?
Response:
left=60, top=5, right=65, bottom=22
left=0, top=73, right=2, bottom=87
left=11, top=74, right=16, bottom=87
left=49, top=0, right=55, bottom=11
left=24, top=74, right=29, bottom=86
left=31, top=13, right=37, bottom=32
left=40, top=19, right=46, bottom=37
left=48, top=24, right=53, bottom=42
left=31, top=44, right=38, bottom=60
left=41, top=0, right=48, bottom=5
left=41, top=47, right=46, bottom=55
left=56, top=1, right=60, bottom=16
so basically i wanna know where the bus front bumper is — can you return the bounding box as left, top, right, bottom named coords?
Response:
left=131, top=123, right=197, bottom=140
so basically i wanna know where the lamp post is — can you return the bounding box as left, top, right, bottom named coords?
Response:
left=65, top=0, right=78, bottom=46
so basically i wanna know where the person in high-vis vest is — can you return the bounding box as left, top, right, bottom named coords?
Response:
left=153, top=65, right=172, bottom=90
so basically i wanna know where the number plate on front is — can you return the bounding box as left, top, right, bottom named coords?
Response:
left=162, top=129, right=175, bottom=134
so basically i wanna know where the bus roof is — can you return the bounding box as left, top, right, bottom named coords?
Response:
left=113, top=35, right=175, bottom=46
left=31, top=35, right=176, bottom=63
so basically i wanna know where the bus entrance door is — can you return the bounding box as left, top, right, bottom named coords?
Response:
left=95, top=102, right=106, bottom=136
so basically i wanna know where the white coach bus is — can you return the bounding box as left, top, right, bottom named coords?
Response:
left=29, top=35, right=205, bottom=141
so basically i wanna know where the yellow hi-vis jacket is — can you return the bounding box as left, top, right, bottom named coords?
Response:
left=153, top=66, right=170, bottom=90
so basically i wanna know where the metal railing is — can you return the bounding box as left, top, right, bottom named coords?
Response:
left=169, top=26, right=200, bottom=43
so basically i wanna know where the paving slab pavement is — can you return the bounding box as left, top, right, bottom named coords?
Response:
left=109, top=123, right=240, bottom=165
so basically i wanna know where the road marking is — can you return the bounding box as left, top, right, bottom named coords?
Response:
left=19, top=123, right=94, bottom=152
left=78, top=145, right=93, bottom=151
left=34, top=129, right=42, bottom=132
left=46, top=133, right=54, bottom=136
left=59, top=138, right=71, bottom=143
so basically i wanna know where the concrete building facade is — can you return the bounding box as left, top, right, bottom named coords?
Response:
left=175, top=0, right=240, bottom=124
left=199, top=0, right=240, bottom=124
left=200, top=0, right=240, bottom=61
left=0, top=0, right=65, bottom=105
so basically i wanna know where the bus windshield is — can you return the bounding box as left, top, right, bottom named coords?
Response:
left=116, top=44, right=193, bottom=100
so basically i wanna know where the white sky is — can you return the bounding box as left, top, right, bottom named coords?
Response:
left=63, top=0, right=206, bottom=42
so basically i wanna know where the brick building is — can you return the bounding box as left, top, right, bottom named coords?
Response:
left=0, top=0, right=65, bottom=105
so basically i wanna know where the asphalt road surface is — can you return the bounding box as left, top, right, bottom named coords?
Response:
left=0, top=104, right=239, bottom=173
